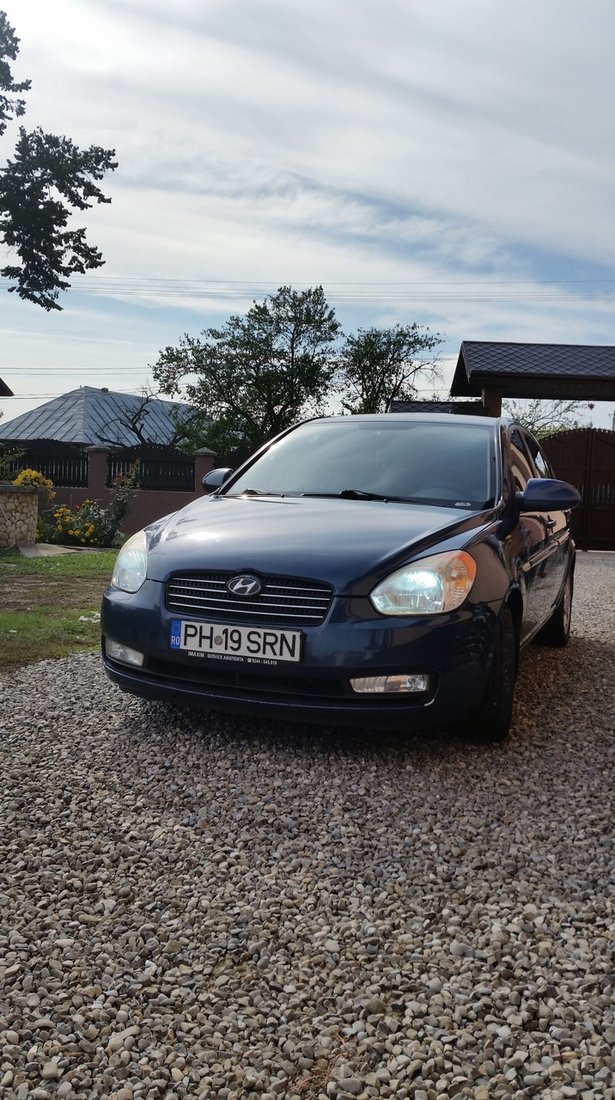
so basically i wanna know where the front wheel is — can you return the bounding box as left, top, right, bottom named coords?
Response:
left=462, top=605, right=518, bottom=743
left=534, top=570, right=573, bottom=647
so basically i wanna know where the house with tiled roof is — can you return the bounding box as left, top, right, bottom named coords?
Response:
left=0, top=386, right=216, bottom=537
left=0, top=386, right=196, bottom=447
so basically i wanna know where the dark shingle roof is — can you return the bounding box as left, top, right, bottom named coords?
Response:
left=451, top=342, right=615, bottom=399
left=388, top=399, right=484, bottom=414
left=0, top=387, right=197, bottom=446
left=0, top=377, right=13, bottom=397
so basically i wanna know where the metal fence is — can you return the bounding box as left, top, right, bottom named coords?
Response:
left=2, top=444, right=197, bottom=493
left=1, top=450, right=88, bottom=488
left=542, top=427, right=615, bottom=551
left=107, top=454, right=196, bottom=492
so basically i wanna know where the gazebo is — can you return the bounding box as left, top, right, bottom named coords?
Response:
left=450, top=341, right=615, bottom=415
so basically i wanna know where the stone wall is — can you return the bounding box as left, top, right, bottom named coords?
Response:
left=0, top=484, right=38, bottom=547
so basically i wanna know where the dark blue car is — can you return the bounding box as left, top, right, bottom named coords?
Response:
left=101, top=414, right=580, bottom=741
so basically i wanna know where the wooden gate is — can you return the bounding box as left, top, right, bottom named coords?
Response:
left=542, top=428, right=615, bottom=551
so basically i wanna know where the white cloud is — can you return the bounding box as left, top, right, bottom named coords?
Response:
left=1, top=0, right=614, bottom=430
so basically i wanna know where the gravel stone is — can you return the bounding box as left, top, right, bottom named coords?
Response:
left=0, top=552, right=614, bottom=1098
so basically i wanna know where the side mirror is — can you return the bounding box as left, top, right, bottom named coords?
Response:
left=515, top=477, right=581, bottom=512
left=202, top=467, right=234, bottom=492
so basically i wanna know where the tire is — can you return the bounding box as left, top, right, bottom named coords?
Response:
left=534, top=569, right=573, bottom=647
left=463, top=604, right=518, bottom=743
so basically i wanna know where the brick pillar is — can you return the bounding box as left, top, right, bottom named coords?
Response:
left=194, top=448, right=216, bottom=490
left=86, top=446, right=110, bottom=500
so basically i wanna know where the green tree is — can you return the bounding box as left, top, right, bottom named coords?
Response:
left=337, top=324, right=443, bottom=414
left=153, top=285, right=341, bottom=457
left=503, top=398, right=583, bottom=438
left=0, top=11, right=117, bottom=310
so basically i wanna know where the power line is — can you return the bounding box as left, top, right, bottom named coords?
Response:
left=10, top=369, right=156, bottom=376
left=3, top=274, right=615, bottom=307
left=4, top=382, right=454, bottom=401
left=71, top=276, right=615, bottom=289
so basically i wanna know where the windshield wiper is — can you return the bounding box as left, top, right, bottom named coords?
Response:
left=339, top=488, right=395, bottom=501
left=339, top=488, right=431, bottom=504
left=229, top=487, right=282, bottom=497
left=234, top=487, right=431, bottom=503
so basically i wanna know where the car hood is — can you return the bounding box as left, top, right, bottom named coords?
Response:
left=146, top=494, right=491, bottom=593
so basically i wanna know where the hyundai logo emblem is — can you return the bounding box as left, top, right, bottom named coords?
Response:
left=227, top=574, right=262, bottom=598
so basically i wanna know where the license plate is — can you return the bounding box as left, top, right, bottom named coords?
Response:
left=169, top=619, right=302, bottom=663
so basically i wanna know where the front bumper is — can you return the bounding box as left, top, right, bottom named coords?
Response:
left=101, top=581, right=499, bottom=731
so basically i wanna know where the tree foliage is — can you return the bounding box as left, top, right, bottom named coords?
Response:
left=337, top=324, right=443, bottom=414
left=503, top=398, right=584, bottom=438
left=0, top=11, right=117, bottom=310
left=153, top=286, right=341, bottom=457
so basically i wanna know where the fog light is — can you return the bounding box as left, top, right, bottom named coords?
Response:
left=106, top=638, right=145, bottom=667
left=350, top=673, right=430, bottom=694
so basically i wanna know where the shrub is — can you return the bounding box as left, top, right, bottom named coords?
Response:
left=12, top=467, right=55, bottom=501
left=105, top=467, right=139, bottom=537
left=0, top=447, right=25, bottom=481
left=37, top=467, right=139, bottom=548
left=41, top=499, right=107, bottom=547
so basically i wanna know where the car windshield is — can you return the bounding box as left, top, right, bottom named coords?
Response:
left=226, top=418, right=496, bottom=509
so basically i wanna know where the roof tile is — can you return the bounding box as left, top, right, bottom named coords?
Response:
left=451, top=342, right=615, bottom=398
left=0, top=387, right=196, bottom=446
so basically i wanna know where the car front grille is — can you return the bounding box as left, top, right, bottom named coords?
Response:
left=166, top=573, right=333, bottom=626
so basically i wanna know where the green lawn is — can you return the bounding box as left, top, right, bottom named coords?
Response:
left=0, top=548, right=117, bottom=674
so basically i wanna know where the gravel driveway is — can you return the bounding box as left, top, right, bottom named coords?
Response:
left=1, top=553, right=613, bottom=1100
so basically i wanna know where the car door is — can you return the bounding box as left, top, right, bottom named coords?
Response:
left=523, top=428, right=570, bottom=619
left=508, top=427, right=567, bottom=642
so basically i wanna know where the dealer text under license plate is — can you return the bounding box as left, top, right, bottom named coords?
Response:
left=170, top=619, right=302, bottom=662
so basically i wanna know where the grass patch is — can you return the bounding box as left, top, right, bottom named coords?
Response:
left=0, top=548, right=117, bottom=578
left=0, top=548, right=117, bottom=674
left=0, top=608, right=103, bottom=673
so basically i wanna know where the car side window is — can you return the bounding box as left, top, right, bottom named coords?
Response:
left=526, top=438, right=554, bottom=478
left=510, top=430, right=535, bottom=491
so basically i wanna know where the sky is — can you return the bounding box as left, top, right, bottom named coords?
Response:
left=1, top=0, right=615, bottom=430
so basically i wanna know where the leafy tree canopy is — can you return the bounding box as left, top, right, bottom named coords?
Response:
left=503, top=398, right=584, bottom=438
left=337, top=323, right=443, bottom=414
left=0, top=11, right=117, bottom=310
left=153, top=290, right=448, bottom=456
left=153, top=286, right=341, bottom=458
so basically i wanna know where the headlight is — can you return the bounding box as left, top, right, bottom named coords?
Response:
left=370, top=551, right=477, bottom=615
left=111, top=530, right=148, bottom=593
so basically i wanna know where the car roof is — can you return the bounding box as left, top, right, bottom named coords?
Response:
left=314, top=412, right=506, bottom=428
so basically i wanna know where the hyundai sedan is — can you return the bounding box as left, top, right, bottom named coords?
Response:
left=101, top=414, right=580, bottom=741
